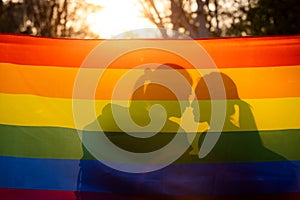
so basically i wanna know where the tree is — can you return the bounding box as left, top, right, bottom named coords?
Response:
left=139, top=0, right=252, bottom=38
left=232, top=0, right=300, bottom=36
left=140, top=0, right=300, bottom=38
left=0, top=0, right=102, bottom=38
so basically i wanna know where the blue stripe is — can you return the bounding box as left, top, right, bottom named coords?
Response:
left=0, top=156, right=299, bottom=196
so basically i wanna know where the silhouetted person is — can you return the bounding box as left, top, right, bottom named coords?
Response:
left=97, top=63, right=193, bottom=153
left=76, top=64, right=193, bottom=199
left=191, top=72, right=298, bottom=198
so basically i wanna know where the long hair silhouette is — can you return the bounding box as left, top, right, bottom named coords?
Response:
left=191, top=72, right=297, bottom=197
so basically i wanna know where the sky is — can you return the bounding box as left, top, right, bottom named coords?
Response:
left=86, top=0, right=158, bottom=38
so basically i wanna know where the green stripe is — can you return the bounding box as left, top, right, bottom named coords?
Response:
left=0, top=124, right=82, bottom=159
left=0, top=124, right=299, bottom=163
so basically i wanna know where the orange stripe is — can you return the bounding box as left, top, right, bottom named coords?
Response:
left=1, top=63, right=299, bottom=100
left=0, top=34, right=299, bottom=68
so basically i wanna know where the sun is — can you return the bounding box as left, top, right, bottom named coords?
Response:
left=86, top=0, right=158, bottom=38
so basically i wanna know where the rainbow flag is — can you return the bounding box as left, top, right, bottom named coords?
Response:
left=0, top=34, right=300, bottom=199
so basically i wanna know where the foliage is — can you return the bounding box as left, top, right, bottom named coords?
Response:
left=1, top=0, right=299, bottom=38
left=0, top=0, right=102, bottom=38
left=139, top=0, right=300, bottom=38
left=231, top=0, right=300, bottom=36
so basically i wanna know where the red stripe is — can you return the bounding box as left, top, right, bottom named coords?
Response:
left=0, top=34, right=299, bottom=69
left=0, top=188, right=299, bottom=200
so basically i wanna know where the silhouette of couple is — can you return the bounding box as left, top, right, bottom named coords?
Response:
left=76, top=63, right=297, bottom=199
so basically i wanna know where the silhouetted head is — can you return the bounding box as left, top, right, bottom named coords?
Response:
left=192, top=72, right=256, bottom=130
left=130, top=63, right=193, bottom=125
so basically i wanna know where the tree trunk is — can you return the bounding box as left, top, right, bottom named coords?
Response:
left=195, top=0, right=210, bottom=38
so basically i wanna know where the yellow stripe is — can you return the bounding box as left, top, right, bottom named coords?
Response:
left=1, top=93, right=299, bottom=132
